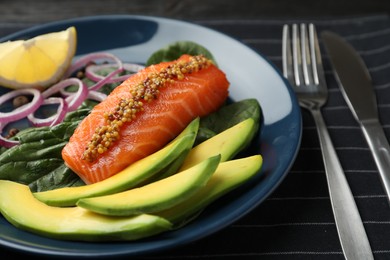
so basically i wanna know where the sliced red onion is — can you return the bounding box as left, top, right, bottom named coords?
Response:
left=88, top=71, right=120, bottom=91
left=0, top=123, right=19, bottom=148
left=0, top=89, right=43, bottom=124
left=85, top=63, right=144, bottom=83
left=42, top=78, right=88, bottom=112
left=62, top=81, right=88, bottom=112
left=65, top=52, right=121, bottom=77
left=27, top=97, right=68, bottom=127
left=64, top=52, right=124, bottom=89
left=88, top=90, right=107, bottom=102
left=42, top=77, right=82, bottom=98
left=85, top=64, right=119, bottom=82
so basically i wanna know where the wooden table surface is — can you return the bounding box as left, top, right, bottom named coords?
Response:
left=0, top=0, right=390, bottom=24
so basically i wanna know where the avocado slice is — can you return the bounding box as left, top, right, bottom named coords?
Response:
left=151, top=118, right=257, bottom=183
left=77, top=155, right=221, bottom=216
left=0, top=180, right=172, bottom=241
left=179, top=117, right=256, bottom=171
left=157, top=155, right=263, bottom=227
left=34, top=118, right=200, bottom=207
left=140, top=143, right=190, bottom=184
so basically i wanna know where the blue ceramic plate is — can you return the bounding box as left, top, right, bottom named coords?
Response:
left=0, top=15, right=301, bottom=257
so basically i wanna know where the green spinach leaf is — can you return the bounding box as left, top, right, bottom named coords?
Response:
left=0, top=109, right=90, bottom=192
left=196, top=99, right=261, bottom=145
left=146, top=41, right=216, bottom=66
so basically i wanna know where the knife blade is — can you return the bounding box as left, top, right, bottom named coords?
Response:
left=322, top=31, right=390, bottom=204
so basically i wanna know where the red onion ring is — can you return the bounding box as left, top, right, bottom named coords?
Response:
left=85, top=63, right=144, bottom=83
left=0, top=89, right=43, bottom=124
left=87, top=90, right=107, bottom=102
left=88, top=72, right=119, bottom=92
left=64, top=52, right=124, bottom=91
left=64, top=52, right=123, bottom=77
left=42, top=78, right=88, bottom=112
left=27, top=97, right=68, bottom=127
left=0, top=123, right=19, bottom=148
left=62, top=81, right=88, bottom=111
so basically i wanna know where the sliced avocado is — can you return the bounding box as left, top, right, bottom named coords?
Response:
left=195, top=98, right=261, bottom=145
left=77, top=155, right=221, bottom=216
left=157, top=155, right=262, bottom=227
left=34, top=118, right=200, bottom=207
left=179, top=118, right=256, bottom=171
left=144, top=142, right=191, bottom=183
left=0, top=180, right=172, bottom=241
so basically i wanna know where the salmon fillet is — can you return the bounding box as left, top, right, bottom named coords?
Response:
left=62, top=55, right=229, bottom=184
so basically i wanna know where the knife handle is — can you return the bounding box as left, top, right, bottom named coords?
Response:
left=311, top=108, right=374, bottom=260
left=361, top=119, right=390, bottom=201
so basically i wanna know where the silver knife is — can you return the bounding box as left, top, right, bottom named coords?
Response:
left=322, top=31, right=390, bottom=204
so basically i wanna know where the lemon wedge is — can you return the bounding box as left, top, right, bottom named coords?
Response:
left=0, top=27, right=77, bottom=89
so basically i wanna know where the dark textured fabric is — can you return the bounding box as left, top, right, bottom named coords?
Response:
left=1, top=14, right=390, bottom=260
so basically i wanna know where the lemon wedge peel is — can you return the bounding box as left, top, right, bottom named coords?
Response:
left=0, top=27, right=77, bottom=89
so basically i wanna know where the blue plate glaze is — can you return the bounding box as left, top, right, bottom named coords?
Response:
left=0, top=15, right=302, bottom=257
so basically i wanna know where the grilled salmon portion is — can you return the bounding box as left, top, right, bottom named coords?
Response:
left=62, top=55, right=229, bottom=184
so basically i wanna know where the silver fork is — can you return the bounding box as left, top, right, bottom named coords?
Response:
left=282, top=23, right=374, bottom=260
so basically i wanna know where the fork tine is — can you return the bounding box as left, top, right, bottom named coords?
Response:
left=300, top=23, right=312, bottom=86
left=284, top=23, right=325, bottom=90
left=282, top=24, right=302, bottom=87
left=308, top=23, right=326, bottom=86
left=292, top=24, right=302, bottom=87
left=282, top=25, right=293, bottom=81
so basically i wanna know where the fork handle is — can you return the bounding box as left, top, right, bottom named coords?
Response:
left=311, top=108, right=374, bottom=260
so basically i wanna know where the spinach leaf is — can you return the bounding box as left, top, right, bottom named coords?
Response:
left=196, top=99, right=261, bottom=145
left=146, top=41, right=216, bottom=66
left=0, top=109, right=90, bottom=192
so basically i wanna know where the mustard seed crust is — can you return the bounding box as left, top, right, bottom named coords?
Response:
left=82, top=55, right=212, bottom=162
